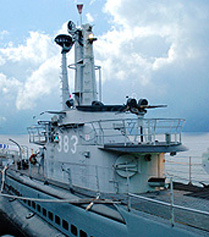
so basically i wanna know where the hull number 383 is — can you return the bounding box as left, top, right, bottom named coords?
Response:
left=57, top=135, right=78, bottom=154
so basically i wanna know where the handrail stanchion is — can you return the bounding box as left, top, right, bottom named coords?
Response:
left=9, top=138, right=22, bottom=170
left=189, top=156, right=192, bottom=185
left=123, top=120, right=127, bottom=146
left=126, top=165, right=131, bottom=211
left=95, top=165, right=100, bottom=195
left=170, top=177, right=175, bottom=227
left=153, top=119, right=157, bottom=144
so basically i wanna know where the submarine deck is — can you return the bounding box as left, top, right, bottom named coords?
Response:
left=4, top=165, right=209, bottom=235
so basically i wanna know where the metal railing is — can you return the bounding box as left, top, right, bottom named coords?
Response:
left=81, top=118, right=185, bottom=146
left=27, top=122, right=49, bottom=145
left=15, top=160, right=209, bottom=232
left=165, top=155, right=209, bottom=186
left=27, top=118, right=185, bottom=147
left=128, top=177, right=209, bottom=231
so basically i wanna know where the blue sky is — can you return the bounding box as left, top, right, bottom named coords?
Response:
left=0, top=0, right=209, bottom=134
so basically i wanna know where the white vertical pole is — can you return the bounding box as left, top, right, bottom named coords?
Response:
left=61, top=52, right=70, bottom=110
left=80, top=14, right=82, bottom=26
left=99, top=66, right=102, bottom=101
left=95, top=165, right=100, bottom=194
left=126, top=165, right=131, bottom=211
left=189, top=156, right=192, bottom=184
left=170, top=177, right=175, bottom=227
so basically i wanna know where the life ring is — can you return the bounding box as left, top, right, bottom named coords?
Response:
left=29, top=154, right=37, bottom=165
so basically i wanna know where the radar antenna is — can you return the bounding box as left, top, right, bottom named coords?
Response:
left=55, top=34, right=74, bottom=110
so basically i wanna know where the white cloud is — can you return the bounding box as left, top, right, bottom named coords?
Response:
left=152, top=43, right=177, bottom=70
left=0, top=0, right=209, bottom=132
left=0, top=31, right=56, bottom=64
left=16, top=55, right=60, bottom=110
left=96, top=0, right=209, bottom=84
left=0, top=30, right=9, bottom=40
left=0, top=29, right=66, bottom=111
left=97, top=0, right=209, bottom=131
left=90, top=0, right=96, bottom=5
left=57, top=22, right=69, bottom=35
left=86, top=13, right=94, bottom=23
left=0, top=24, right=76, bottom=112
left=0, top=73, right=22, bottom=97
left=0, top=55, right=6, bottom=66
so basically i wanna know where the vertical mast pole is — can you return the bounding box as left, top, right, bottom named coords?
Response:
left=74, top=4, right=98, bottom=105
left=61, top=52, right=70, bottom=110
left=77, top=4, right=83, bottom=26
left=55, top=34, right=74, bottom=110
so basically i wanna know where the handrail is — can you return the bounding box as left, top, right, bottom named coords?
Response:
left=87, top=118, right=185, bottom=146
left=27, top=117, right=185, bottom=146
left=128, top=193, right=209, bottom=216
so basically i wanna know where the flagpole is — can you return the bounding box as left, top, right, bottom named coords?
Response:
left=77, top=4, right=83, bottom=26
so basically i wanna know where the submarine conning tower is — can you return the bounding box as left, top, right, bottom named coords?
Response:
left=55, top=20, right=98, bottom=109
left=28, top=11, right=187, bottom=195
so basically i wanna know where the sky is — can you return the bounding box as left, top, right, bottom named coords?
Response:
left=0, top=0, right=209, bottom=134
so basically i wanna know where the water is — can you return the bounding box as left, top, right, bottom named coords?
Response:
left=0, top=134, right=38, bottom=164
left=0, top=134, right=37, bottom=152
left=165, top=132, right=209, bottom=185
left=0, top=209, right=27, bottom=237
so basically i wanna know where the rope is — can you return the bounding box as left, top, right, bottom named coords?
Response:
left=0, top=165, right=8, bottom=192
left=86, top=193, right=100, bottom=211
left=0, top=192, right=120, bottom=204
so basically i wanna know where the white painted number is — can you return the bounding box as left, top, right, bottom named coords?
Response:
left=57, top=135, right=62, bottom=152
left=71, top=135, right=78, bottom=154
left=57, top=135, right=78, bottom=154
left=63, top=135, right=69, bottom=153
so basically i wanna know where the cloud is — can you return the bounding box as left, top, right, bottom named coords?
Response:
left=0, top=31, right=56, bottom=64
left=0, top=73, right=22, bottom=99
left=1, top=0, right=209, bottom=132
left=152, top=43, right=177, bottom=70
left=97, top=0, right=209, bottom=88
left=0, top=30, right=65, bottom=112
left=90, top=0, right=96, bottom=5
left=0, top=30, right=9, bottom=40
left=16, top=56, right=60, bottom=110
left=86, top=13, right=94, bottom=23
left=94, top=0, right=209, bottom=131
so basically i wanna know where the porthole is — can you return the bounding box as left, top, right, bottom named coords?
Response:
left=80, top=230, right=88, bottom=237
left=43, top=208, right=47, bottom=217
left=37, top=204, right=41, bottom=212
left=55, top=215, right=61, bottom=225
left=32, top=201, right=36, bottom=209
left=48, top=211, right=53, bottom=221
left=71, top=224, right=78, bottom=236
left=62, top=219, right=69, bottom=231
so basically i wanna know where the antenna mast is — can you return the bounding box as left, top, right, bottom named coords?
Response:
left=55, top=34, right=74, bottom=110
left=77, top=4, right=83, bottom=26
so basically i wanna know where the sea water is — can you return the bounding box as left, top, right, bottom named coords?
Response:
left=165, top=132, right=209, bottom=185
